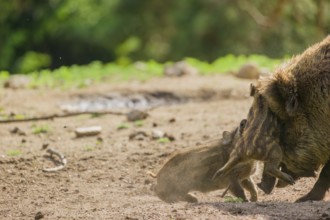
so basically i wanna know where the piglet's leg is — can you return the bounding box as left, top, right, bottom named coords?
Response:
left=213, top=152, right=241, bottom=179
left=296, top=160, right=330, bottom=202
left=263, top=143, right=295, bottom=185
left=229, top=180, right=248, bottom=202
left=241, top=177, right=258, bottom=202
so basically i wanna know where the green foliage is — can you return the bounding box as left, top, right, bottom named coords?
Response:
left=17, top=51, right=51, bottom=73
left=158, top=137, right=170, bottom=143
left=83, top=146, right=96, bottom=152
left=6, top=149, right=22, bottom=157
left=0, top=0, right=329, bottom=73
left=27, top=60, right=164, bottom=88
left=0, top=54, right=283, bottom=88
left=223, top=196, right=244, bottom=203
left=134, top=120, right=145, bottom=127
left=186, top=54, right=283, bottom=74
left=32, top=124, right=50, bottom=134
left=117, top=123, right=130, bottom=130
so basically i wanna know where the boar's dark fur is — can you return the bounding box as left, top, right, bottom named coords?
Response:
left=214, top=36, right=330, bottom=202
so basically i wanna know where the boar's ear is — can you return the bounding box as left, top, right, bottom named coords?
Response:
left=222, top=131, right=232, bottom=145
left=286, top=95, right=298, bottom=116
left=250, top=83, right=256, bottom=96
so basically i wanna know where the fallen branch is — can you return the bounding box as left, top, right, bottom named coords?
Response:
left=221, top=186, right=230, bottom=198
left=0, top=110, right=126, bottom=123
left=42, top=148, right=67, bottom=172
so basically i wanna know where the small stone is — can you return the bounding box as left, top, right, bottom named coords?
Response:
left=164, top=61, right=199, bottom=77
left=169, top=118, right=176, bottom=123
left=42, top=143, right=49, bottom=150
left=75, top=126, right=102, bottom=137
left=234, top=63, right=261, bottom=79
left=4, top=74, right=31, bottom=89
left=126, top=110, right=148, bottom=122
left=129, top=131, right=149, bottom=141
left=151, top=130, right=165, bottom=139
left=9, top=127, right=26, bottom=136
left=35, top=211, right=44, bottom=220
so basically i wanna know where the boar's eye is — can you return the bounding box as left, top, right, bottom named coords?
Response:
left=239, top=119, right=247, bottom=131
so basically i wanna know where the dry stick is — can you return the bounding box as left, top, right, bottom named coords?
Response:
left=221, top=186, right=230, bottom=198
left=43, top=148, right=67, bottom=172
left=0, top=106, right=159, bottom=123
left=0, top=110, right=126, bottom=123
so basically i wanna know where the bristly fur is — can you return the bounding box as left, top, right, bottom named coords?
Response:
left=215, top=35, right=330, bottom=202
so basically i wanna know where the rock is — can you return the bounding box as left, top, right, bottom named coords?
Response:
left=35, top=211, right=44, bottom=220
left=9, top=127, right=26, bottom=136
left=129, top=131, right=149, bottom=141
left=126, top=110, right=148, bottom=122
left=234, top=63, right=262, bottom=79
left=151, top=129, right=175, bottom=141
left=151, top=130, right=165, bottom=139
left=75, top=126, right=102, bottom=137
left=168, top=118, right=176, bottom=123
left=164, top=61, right=198, bottom=77
left=42, top=143, right=49, bottom=149
left=3, top=74, right=31, bottom=89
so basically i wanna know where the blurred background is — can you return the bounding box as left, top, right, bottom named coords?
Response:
left=1, top=0, right=329, bottom=74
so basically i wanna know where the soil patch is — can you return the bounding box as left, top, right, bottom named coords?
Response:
left=0, top=74, right=328, bottom=219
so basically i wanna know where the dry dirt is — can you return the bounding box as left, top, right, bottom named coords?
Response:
left=0, top=75, right=329, bottom=220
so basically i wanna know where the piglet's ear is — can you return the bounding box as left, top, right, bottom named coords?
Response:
left=250, top=83, right=256, bottom=96
left=222, top=131, right=232, bottom=145
left=285, top=96, right=298, bottom=116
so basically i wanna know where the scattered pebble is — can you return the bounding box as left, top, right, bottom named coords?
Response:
left=169, top=118, right=176, bottom=123
left=234, top=63, right=263, bottom=79
left=34, top=211, right=44, bottom=220
left=42, top=143, right=49, bottom=150
left=126, top=110, right=148, bottom=122
left=151, top=130, right=165, bottom=139
left=3, top=74, right=31, bottom=89
left=164, top=61, right=199, bottom=77
left=129, top=131, right=149, bottom=141
left=75, top=126, right=102, bottom=137
left=9, top=127, right=26, bottom=136
left=151, top=130, right=175, bottom=141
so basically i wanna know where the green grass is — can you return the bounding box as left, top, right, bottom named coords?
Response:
left=6, top=149, right=22, bottom=157
left=223, top=196, right=244, bottom=203
left=0, top=55, right=285, bottom=89
left=32, top=124, right=50, bottom=134
left=158, top=137, right=170, bottom=143
left=117, top=123, right=130, bottom=130
left=83, top=145, right=96, bottom=152
left=134, top=120, right=145, bottom=127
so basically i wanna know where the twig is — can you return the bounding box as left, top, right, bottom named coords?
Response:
left=0, top=106, right=160, bottom=123
left=42, top=148, right=67, bottom=172
left=0, top=110, right=126, bottom=123
left=221, top=186, right=230, bottom=198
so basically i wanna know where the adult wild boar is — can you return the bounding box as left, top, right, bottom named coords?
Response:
left=214, top=36, right=330, bottom=202
left=152, top=119, right=258, bottom=203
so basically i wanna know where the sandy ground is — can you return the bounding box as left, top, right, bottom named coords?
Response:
left=0, top=74, right=329, bottom=220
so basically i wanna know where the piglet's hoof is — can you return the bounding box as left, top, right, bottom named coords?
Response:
left=257, top=182, right=274, bottom=194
